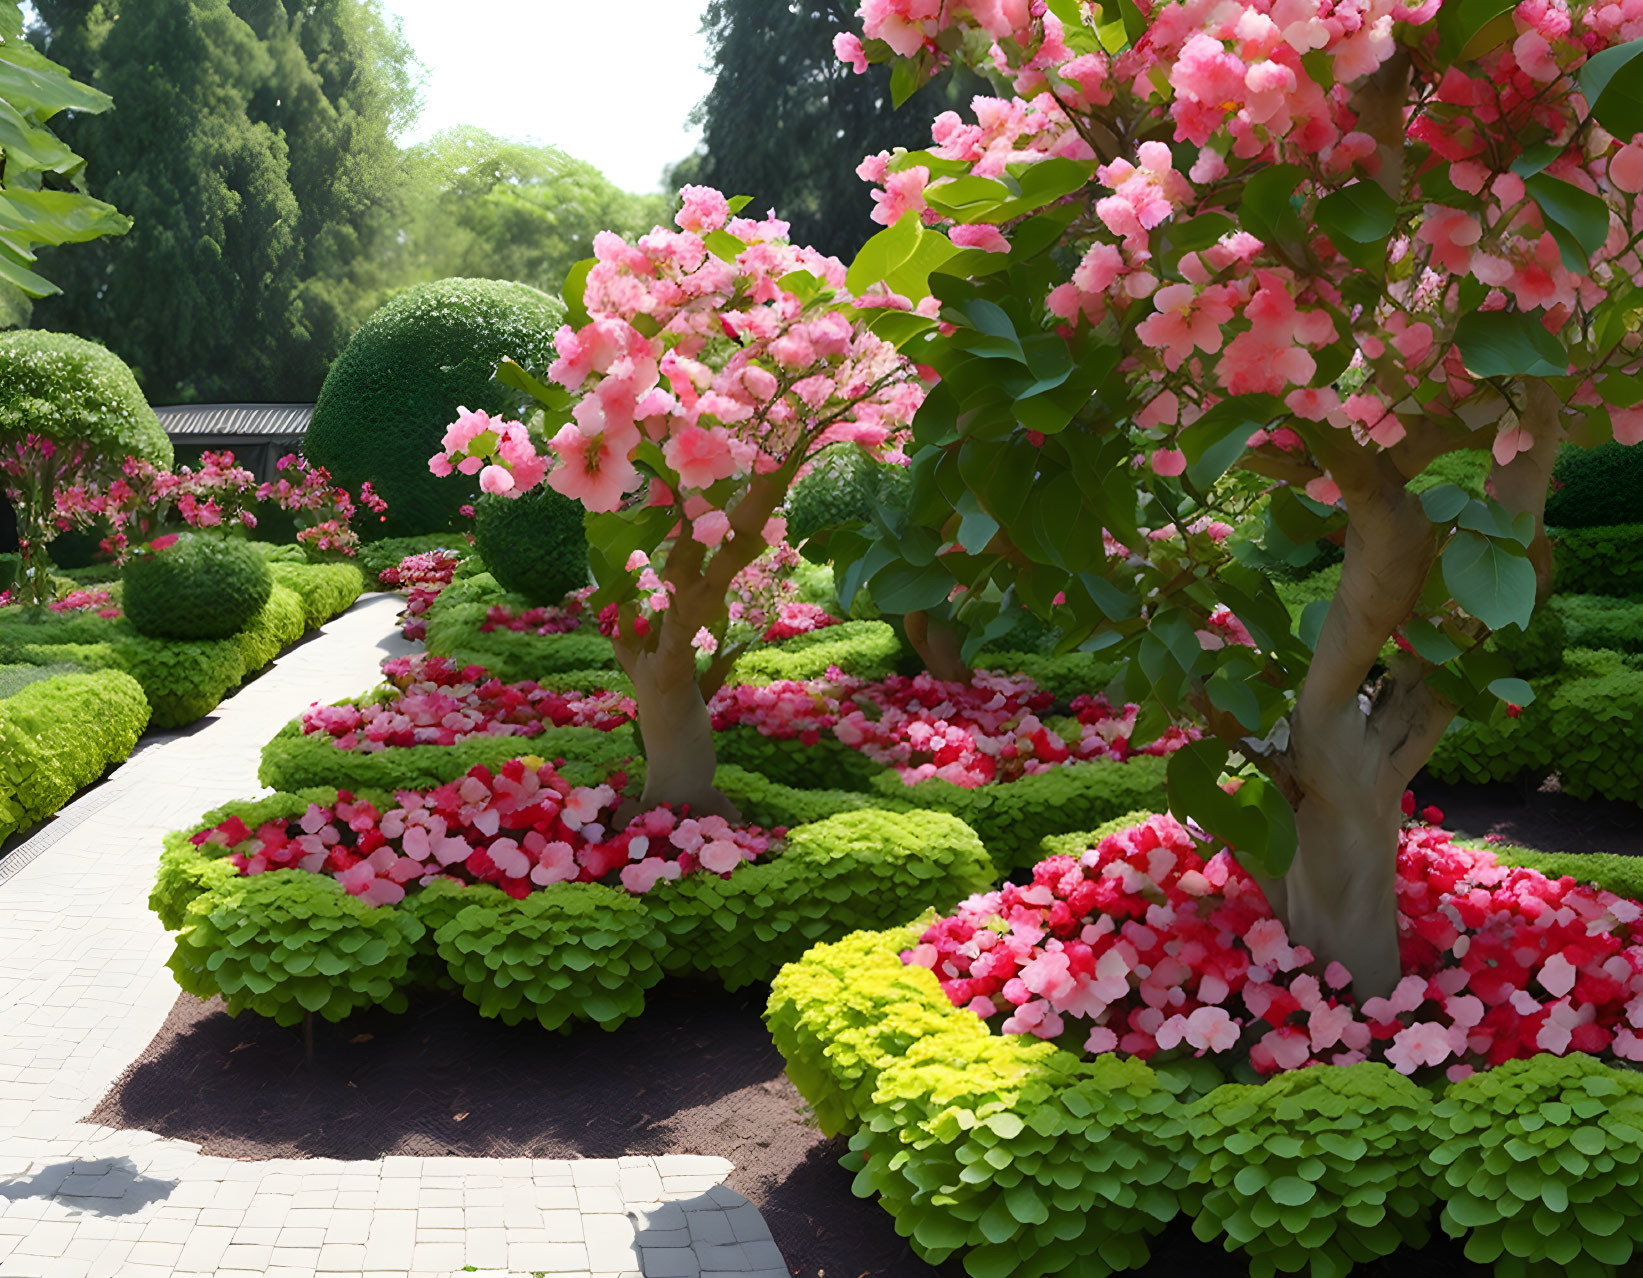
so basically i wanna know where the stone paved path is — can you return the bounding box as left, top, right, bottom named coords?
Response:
left=0, top=595, right=788, bottom=1278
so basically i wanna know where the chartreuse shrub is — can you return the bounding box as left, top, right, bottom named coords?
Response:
left=157, top=800, right=990, bottom=1035
left=232, top=585, right=306, bottom=674
left=725, top=620, right=899, bottom=684
left=1492, top=847, right=1643, bottom=901
left=423, top=572, right=615, bottom=680
left=972, top=650, right=1126, bottom=699
left=767, top=925, right=1190, bottom=1278
left=258, top=720, right=637, bottom=793
left=868, top=757, right=1171, bottom=872
left=1425, top=692, right=1552, bottom=787
left=471, top=486, right=588, bottom=605
left=1552, top=595, right=1643, bottom=653
left=1552, top=525, right=1643, bottom=596
left=0, top=669, right=148, bottom=842
left=305, top=278, right=564, bottom=537
left=1486, top=605, right=1566, bottom=680
left=123, top=533, right=273, bottom=641
left=0, top=331, right=172, bottom=467
left=268, top=560, right=364, bottom=629
left=1185, top=1065, right=1438, bottom=1277
left=1426, top=1054, right=1643, bottom=1274
left=1546, top=657, right=1643, bottom=805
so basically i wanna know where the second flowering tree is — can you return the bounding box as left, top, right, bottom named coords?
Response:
left=432, top=189, right=927, bottom=817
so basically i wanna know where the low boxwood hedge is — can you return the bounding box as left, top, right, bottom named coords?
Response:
left=155, top=800, right=995, bottom=1032
left=422, top=572, right=615, bottom=680
left=0, top=668, right=149, bottom=843
left=769, top=824, right=1643, bottom=1278
left=1552, top=524, right=1643, bottom=597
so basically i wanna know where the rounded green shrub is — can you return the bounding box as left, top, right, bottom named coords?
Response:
left=123, top=533, right=273, bottom=641
left=785, top=443, right=912, bottom=544
left=0, top=330, right=172, bottom=469
left=471, top=486, right=588, bottom=605
left=1555, top=595, right=1643, bottom=652
left=1552, top=525, right=1643, bottom=596
left=1426, top=1053, right=1643, bottom=1274
left=305, top=278, right=564, bottom=537
left=1546, top=442, right=1643, bottom=530
left=1486, top=604, right=1566, bottom=679
left=1186, top=1064, right=1437, bottom=1277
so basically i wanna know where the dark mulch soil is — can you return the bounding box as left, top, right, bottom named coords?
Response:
left=92, top=775, right=1634, bottom=1278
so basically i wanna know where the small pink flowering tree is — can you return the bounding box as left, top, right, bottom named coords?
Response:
left=1, top=435, right=95, bottom=606
left=431, top=188, right=927, bottom=818
left=825, top=0, right=1643, bottom=995
left=54, top=450, right=260, bottom=564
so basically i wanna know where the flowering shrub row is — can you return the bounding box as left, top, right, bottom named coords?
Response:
left=298, top=654, right=633, bottom=752
left=711, top=668, right=1192, bottom=788
left=907, top=813, right=1643, bottom=1081
left=191, top=757, right=778, bottom=903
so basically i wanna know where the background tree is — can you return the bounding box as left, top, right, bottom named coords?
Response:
left=24, top=0, right=419, bottom=403
left=682, top=0, right=988, bottom=259
left=389, top=126, right=669, bottom=297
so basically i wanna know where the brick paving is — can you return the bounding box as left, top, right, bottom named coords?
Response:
left=0, top=594, right=787, bottom=1278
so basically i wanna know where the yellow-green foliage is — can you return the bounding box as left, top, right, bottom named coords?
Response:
left=0, top=669, right=148, bottom=842
left=156, top=797, right=993, bottom=1035
left=423, top=572, right=616, bottom=680
left=268, top=560, right=364, bottom=629
left=1187, top=1065, right=1438, bottom=1278
left=1427, top=1054, right=1643, bottom=1275
left=725, top=619, right=899, bottom=684
left=231, top=584, right=305, bottom=673
left=1552, top=525, right=1643, bottom=596
left=258, top=720, right=637, bottom=792
left=767, top=926, right=1191, bottom=1278
left=869, top=756, right=1171, bottom=871
left=0, top=331, right=172, bottom=467
left=1554, top=595, right=1643, bottom=652
left=972, top=650, right=1126, bottom=698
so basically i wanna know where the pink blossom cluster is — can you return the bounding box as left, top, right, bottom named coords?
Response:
left=429, top=408, right=547, bottom=496
left=726, top=544, right=838, bottom=641
left=298, top=654, right=633, bottom=751
left=378, top=550, right=461, bottom=590
left=908, top=812, right=1643, bottom=1078
left=46, top=588, right=120, bottom=619
left=763, top=602, right=839, bottom=642
left=257, top=455, right=387, bottom=558
left=710, top=669, right=1191, bottom=786
left=191, top=758, right=779, bottom=903
left=476, top=587, right=593, bottom=637
left=54, top=451, right=258, bottom=564
left=398, top=585, right=441, bottom=642
left=840, top=1, right=1643, bottom=481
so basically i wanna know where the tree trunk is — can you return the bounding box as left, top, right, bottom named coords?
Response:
left=904, top=609, right=972, bottom=682
left=614, top=639, right=740, bottom=822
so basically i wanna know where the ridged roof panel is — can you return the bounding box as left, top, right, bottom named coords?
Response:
left=153, top=404, right=314, bottom=436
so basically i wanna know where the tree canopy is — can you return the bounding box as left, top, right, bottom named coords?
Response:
left=24, top=0, right=421, bottom=403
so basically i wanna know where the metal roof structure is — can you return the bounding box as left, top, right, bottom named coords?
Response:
left=153, top=403, right=313, bottom=438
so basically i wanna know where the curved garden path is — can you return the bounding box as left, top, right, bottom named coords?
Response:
left=0, top=593, right=787, bottom=1278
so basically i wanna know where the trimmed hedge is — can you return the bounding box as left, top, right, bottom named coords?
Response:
left=305, top=278, right=565, bottom=537
left=356, top=534, right=470, bottom=585
left=0, top=558, right=362, bottom=729
left=723, top=620, right=900, bottom=684
left=423, top=572, right=615, bottom=680
left=973, top=650, right=1127, bottom=699
left=784, top=442, right=912, bottom=545
left=715, top=725, right=886, bottom=793
left=0, top=330, right=172, bottom=469
left=1552, top=525, right=1643, bottom=597
left=0, top=669, right=149, bottom=843
left=471, top=487, right=588, bottom=605
left=124, top=533, right=273, bottom=641
left=1546, top=443, right=1643, bottom=530
left=1552, top=594, right=1643, bottom=653
left=156, top=801, right=994, bottom=1032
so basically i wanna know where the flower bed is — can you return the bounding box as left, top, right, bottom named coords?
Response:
left=154, top=768, right=995, bottom=1033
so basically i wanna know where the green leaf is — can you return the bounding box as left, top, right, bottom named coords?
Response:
left=1442, top=530, right=1537, bottom=631
left=1420, top=483, right=1471, bottom=524
left=494, top=357, right=569, bottom=410
left=1579, top=38, right=1643, bottom=140
left=847, top=211, right=957, bottom=302
left=0, top=243, right=57, bottom=297
left=0, top=41, right=114, bottom=119
left=1488, top=676, right=1534, bottom=705
left=0, top=189, right=129, bottom=246
left=1454, top=310, right=1567, bottom=379
left=870, top=560, right=955, bottom=614
left=1436, top=0, right=1517, bottom=62
left=1240, top=165, right=1308, bottom=247
left=1524, top=173, right=1610, bottom=271
left=1299, top=599, right=1329, bottom=651
left=1316, top=181, right=1396, bottom=252
left=1179, top=394, right=1285, bottom=489
left=1166, top=738, right=1299, bottom=878
left=561, top=258, right=593, bottom=328
left=1403, top=618, right=1462, bottom=664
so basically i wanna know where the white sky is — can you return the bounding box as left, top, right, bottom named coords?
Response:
left=378, top=0, right=716, bottom=194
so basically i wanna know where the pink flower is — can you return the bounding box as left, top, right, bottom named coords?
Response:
left=834, top=31, right=869, bottom=74
left=692, top=627, right=720, bottom=656
left=479, top=464, right=514, bottom=495
left=691, top=510, right=732, bottom=547
left=663, top=425, right=738, bottom=489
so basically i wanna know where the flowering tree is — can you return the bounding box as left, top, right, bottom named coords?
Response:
left=0, top=434, right=96, bottom=605
left=256, top=454, right=388, bottom=558
left=431, top=188, right=927, bottom=818
left=821, top=0, right=1643, bottom=996
left=55, top=450, right=259, bottom=563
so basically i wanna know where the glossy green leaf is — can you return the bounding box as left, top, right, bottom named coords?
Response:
left=1239, top=165, right=1307, bottom=247
left=1488, top=676, right=1534, bottom=705
left=1454, top=310, right=1567, bottom=379
left=1179, top=394, right=1284, bottom=489
left=561, top=258, right=593, bottom=328
left=1436, top=0, right=1517, bottom=62
left=1579, top=38, right=1643, bottom=139
left=1442, top=530, right=1536, bottom=631
left=1316, top=182, right=1396, bottom=245
left=0, top=40, right=113, bottom=119
left=1525, top=173, right=1610, bottom=271
left=1419, top=483, right=1470, bottom=524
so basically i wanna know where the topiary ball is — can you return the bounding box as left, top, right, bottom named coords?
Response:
left=471, top=487, right=588, bottom=605
left=1546, top=441, right=1643, bottom=529
left=785, top=444, right=911, bottom=544
left=304, top=279, right=564, bottom=539
left=123, top=533, right=274, bottom=641
left=0, top=331, right=172, bottom=469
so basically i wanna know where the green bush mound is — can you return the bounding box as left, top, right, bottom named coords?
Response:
left=356, top=534, right=470, bottom=586
left=725, top=619, right=900, bottom=684
left=1553, top=594, right=1643, bottom=652
left=123, top=533, right=273, bottom=641
left=0, top=330, right=172, bottom=468
left=1552, top=525, right=1643, bottom=596
left=973, top=650, right=1126, bottom=699
left=1186, top=1065, right=1438, bottom=1277
left=715, top=725, right=885, bottom=793
left=1546, top=442, right=1643, bottom=530
left=0, top=668, right=149, bottom=843
left=0, top=558, right=363, bottom=728
left=155, top=801, right=993, bottom=1032
left=0, top=661, right=86, bottom=699
left=471, top=487, right=588, bottom=605
left=422, top=571, right=615, bottom=680
left=305, top=278, right=565, bottom=537
left=258, top=720, right=638, bottom=793
left=768, top=907, right=1643, bottom=1278
left=784, top=443, right=912, bottom=545
left=268, top=560, right=364, bottom=629
left=868, top=757, right=1171, bottom=872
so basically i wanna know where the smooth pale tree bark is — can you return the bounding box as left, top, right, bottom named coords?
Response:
left=904, top=610, right=972, bottom=682
left=1251, top=382, right=1564, bottom=997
